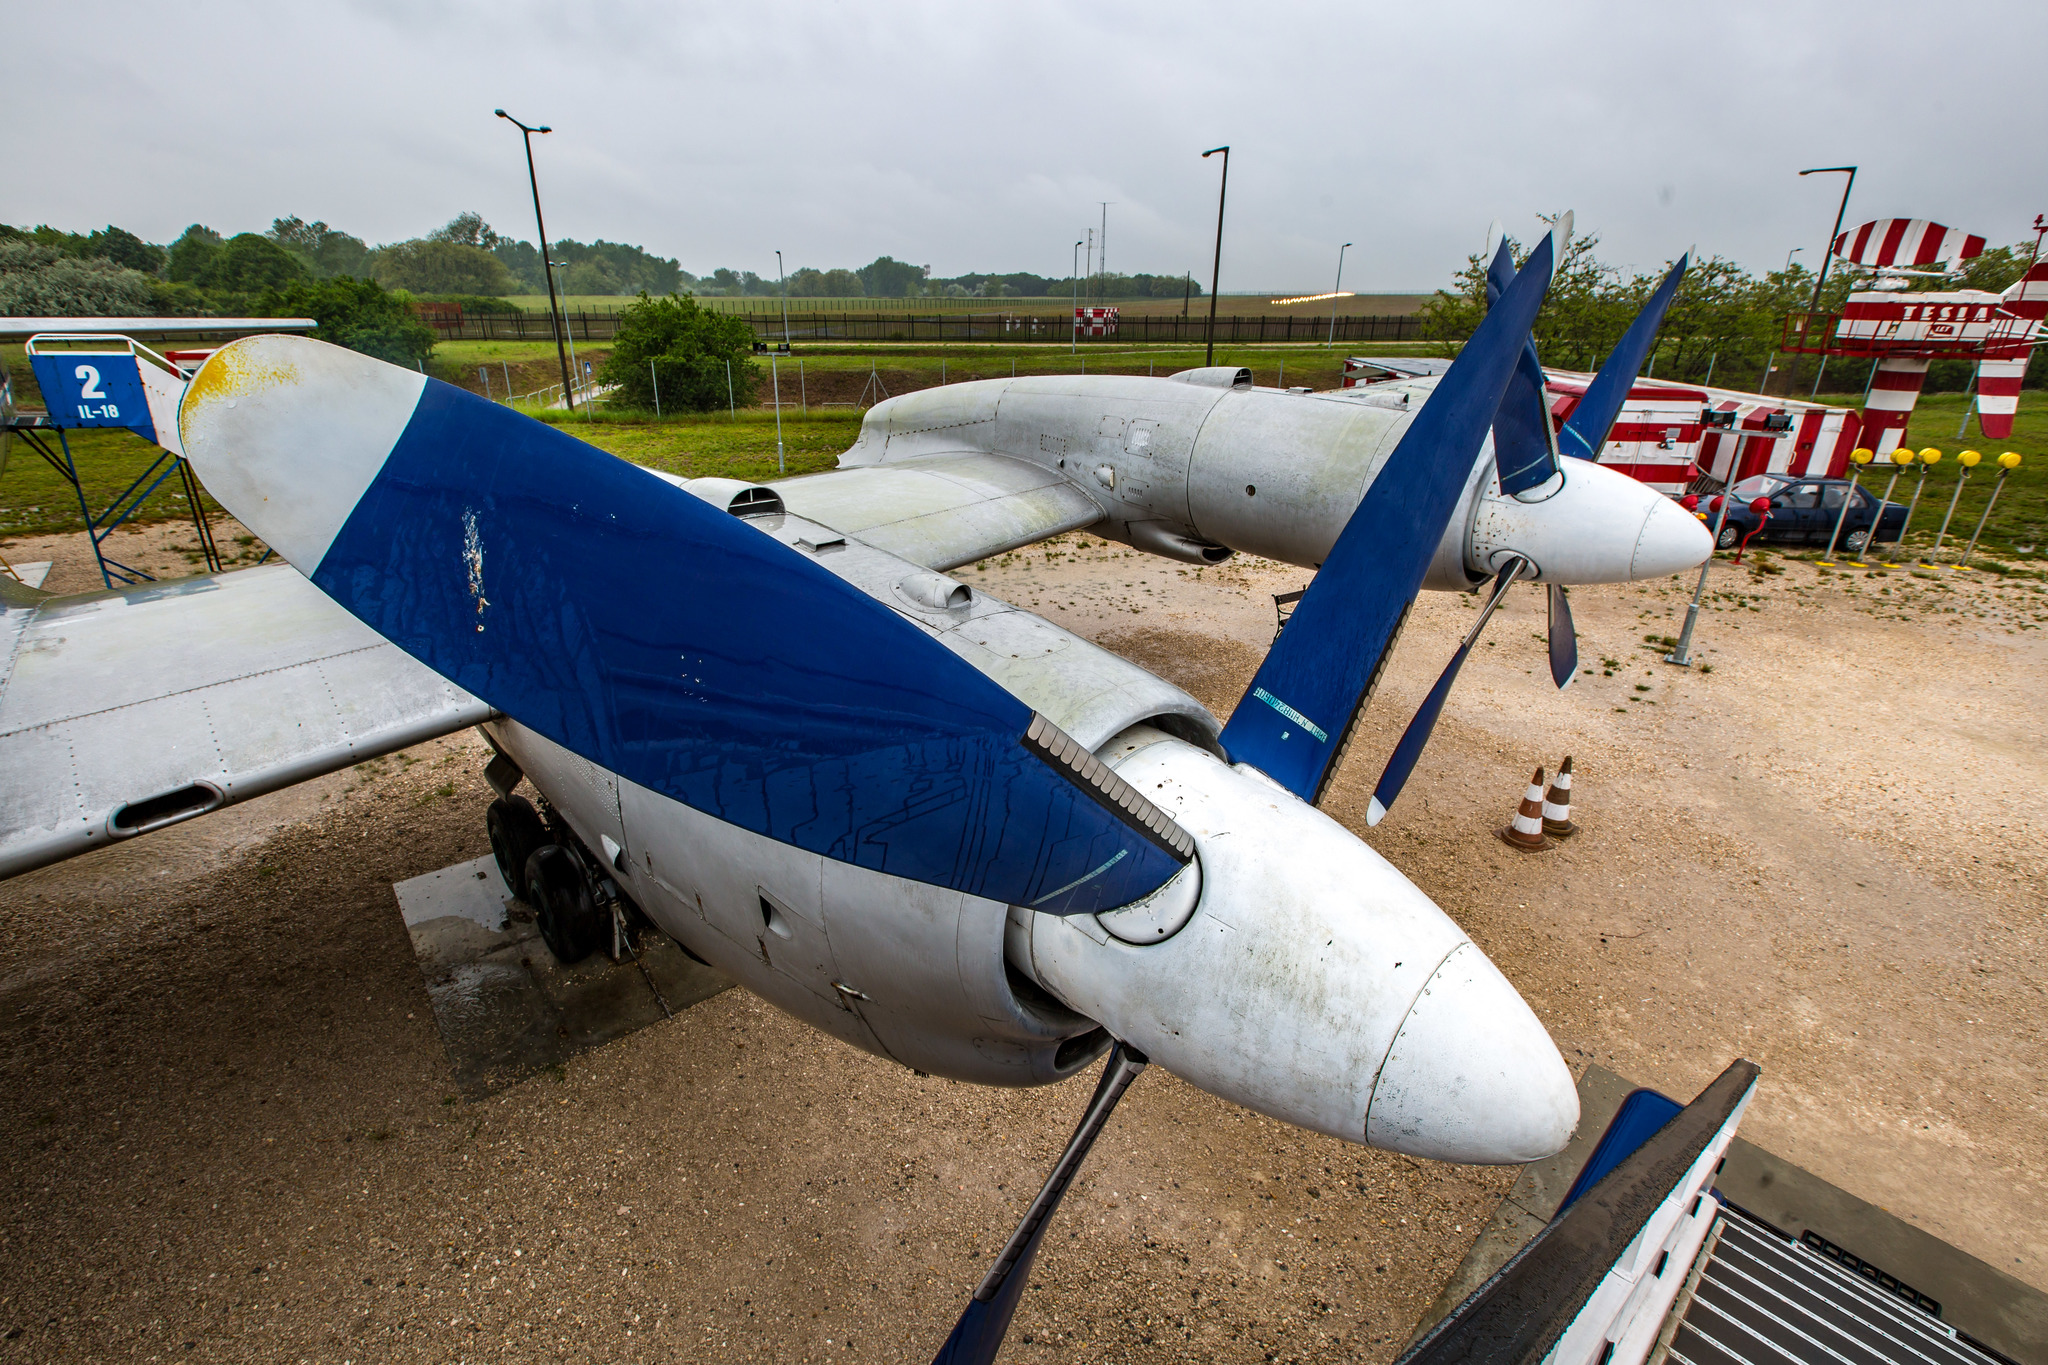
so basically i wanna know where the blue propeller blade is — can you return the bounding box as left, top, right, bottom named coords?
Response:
left=1217, top=232, right=1558, bottom=803
left=1558, top=255, right=1690, bottom=460
left=932, top=1044, right=1148, bottom=1365
left=182, top=340, right=1188, bottom=915
left=1484, top=235, right=1565, bottom=499
left=1548, top=582, right=1578, bottom=689
left=1366, top=556, right=1527, bottom=826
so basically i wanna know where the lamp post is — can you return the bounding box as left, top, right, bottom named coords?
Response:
left=775, top=249, right=791, bottom=350
left=1202, top=146, right=1229, bottom=366
left=496, top=109, right=576, bottom=412
left=1785, top=247, right=1802, bottom=273
left=1071, top=239, right=1083, bottom=355
left=1798, top=166, right=1856, bottom=397
left=1327, top=242, right=1352, bottom=348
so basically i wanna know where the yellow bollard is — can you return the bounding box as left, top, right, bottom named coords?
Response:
left=1928, top=449, right=1982, bottom=566
left=1893, top=448, right=1941, bottom=561
left=1860, top=446, right=1916, bottom=565
left=1957, top=452, right=2023, bottom=571
left=1819, top=446, right=1875, bottom=565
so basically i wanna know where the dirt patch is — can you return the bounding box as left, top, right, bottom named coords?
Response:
left=2, top=514, right=266, bottom=595
left=0, top=533, right=2041, bottom=1362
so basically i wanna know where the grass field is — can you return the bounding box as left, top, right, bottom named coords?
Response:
left=5, top=344, right=2042, bottom=568
left=505, top=293, right=1433, bottom=317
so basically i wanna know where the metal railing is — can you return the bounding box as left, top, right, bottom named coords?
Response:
left=419, top=308, right=1429, bottom=345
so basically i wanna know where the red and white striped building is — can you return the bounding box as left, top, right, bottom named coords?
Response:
left=1543, top=373, right=1856, bottom=494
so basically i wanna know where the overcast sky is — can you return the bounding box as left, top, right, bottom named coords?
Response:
left=13, top=1, right=2044, bottom=292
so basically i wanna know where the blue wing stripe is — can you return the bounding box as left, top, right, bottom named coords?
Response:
left=309, top=380, right=1183, bottom=913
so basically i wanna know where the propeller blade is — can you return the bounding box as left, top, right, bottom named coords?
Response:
left=178, top=337, right=1190, bottom=915
left=1366, top=556, right=1526, bottom=826
left=1547, top=582, right=1578, bottom=690
left=1487, top=213, right=1573, bottom=500
left=1557, top=254, right=1690, bottom=460
left=1218, top=230, right=1558, bottom=804
left=931, top=1043, right=1149, bottom=1365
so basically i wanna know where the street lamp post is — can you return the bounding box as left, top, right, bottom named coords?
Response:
left=775, top=249, right=792, bottom=350
left=1072, top=240, right=1083, bottom=355
left=1798, top=165, right=1856, bottom=397
left=495, top=109, right=576, bottom=411
left=1785, top=247, right=1803, bottom=273
left=1327, top=242, right=1352, bottom=347
left=1202, top=146, right=1229, bottom=366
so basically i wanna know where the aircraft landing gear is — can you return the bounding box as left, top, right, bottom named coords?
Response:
left=481, top=753, right=647, bottom=968
left=524, top=844, right=611, bottom=964
left=487, top=794, right=548, bottom=897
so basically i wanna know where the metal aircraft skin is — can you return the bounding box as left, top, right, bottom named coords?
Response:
left=0, top=241, right=1707, bottom=1189
left=786, top=362, right=1709, bottom=591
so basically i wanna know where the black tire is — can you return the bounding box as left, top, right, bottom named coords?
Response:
left=487, top=795, right=547, bottom=897
left=525, top=845, right=608, bottom=965
left=1844, top=528, right=1870, bottom=553
left=1716, top=522, right=1742, bottom=550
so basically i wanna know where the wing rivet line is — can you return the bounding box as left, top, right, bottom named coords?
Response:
left=1021, top=713, right=1194, bottom=863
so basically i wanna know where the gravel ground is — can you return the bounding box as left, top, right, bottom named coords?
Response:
left=0, top=529, right=2041, bottom=1363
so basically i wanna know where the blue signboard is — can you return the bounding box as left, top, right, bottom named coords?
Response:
left=27, top=351, right=158, bottom=443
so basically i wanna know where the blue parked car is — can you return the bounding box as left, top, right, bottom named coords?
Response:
left=1701, top=474, right=1908, bottom=552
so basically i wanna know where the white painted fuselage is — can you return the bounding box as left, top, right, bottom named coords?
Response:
left=484, top=479, right=1579, bottom=1166
left=807, top=371, right=1711, bottom=588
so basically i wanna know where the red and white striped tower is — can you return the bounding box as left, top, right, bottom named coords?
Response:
left=1862, top=358, right=1930, bottom=457
left=1977, top=257, right=2048, bottom=439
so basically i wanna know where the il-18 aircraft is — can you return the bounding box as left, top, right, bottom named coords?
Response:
left=0, top=223, right=1706, bottom=1360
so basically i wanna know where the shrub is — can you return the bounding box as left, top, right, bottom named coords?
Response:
left=598, top=292, right=759, bottom=412
left=0, top=241, right=152, bottom=315
left=258, top=277, right=435, bottom=368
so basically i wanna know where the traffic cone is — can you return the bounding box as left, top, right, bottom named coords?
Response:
left=1542, top=756, right=1580, bottom=837
left=1497, top=767, right=1552, bottom=852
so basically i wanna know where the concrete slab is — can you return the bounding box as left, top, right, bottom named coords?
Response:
left=5, top=562, right=50, bottom=589
left=393, top=856, right=731, bottom=1096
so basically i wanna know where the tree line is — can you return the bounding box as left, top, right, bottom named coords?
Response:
left=1418, top=225, right=2045, bottom=395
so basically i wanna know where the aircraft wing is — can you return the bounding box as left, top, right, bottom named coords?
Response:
left=0, top=564, right=492, bottom=878
left=771, top=452, right=1106, bottom=571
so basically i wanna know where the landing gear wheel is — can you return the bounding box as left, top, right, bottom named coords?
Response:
left=525, top=844, right=608, bottom=965
left=1716, top=522, right=1741, bottom=550
left=1844, top=528, right=1870, bottom=553
left=487, top=795, right=548, bottom=897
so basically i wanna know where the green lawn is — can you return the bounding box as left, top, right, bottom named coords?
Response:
left=1811, top=390, right=2047, bottom=566
left=6, top=338, right=2041, bottom=564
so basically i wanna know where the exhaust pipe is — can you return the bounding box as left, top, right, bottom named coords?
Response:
left=1127, top=519, right=1234, bottom=565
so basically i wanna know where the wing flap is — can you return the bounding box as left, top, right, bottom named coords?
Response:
left=0, top=564, right=489, bottom=878
left=775, top=452, right=1105, bottom=570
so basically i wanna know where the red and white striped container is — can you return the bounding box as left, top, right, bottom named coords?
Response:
left=1073, top=307, right=1119, bottom=337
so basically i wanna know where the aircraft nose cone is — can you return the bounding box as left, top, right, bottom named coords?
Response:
left=1630, top=492, right=1714, bottom=580
left=1366, top=944, right=1578, bottom=1163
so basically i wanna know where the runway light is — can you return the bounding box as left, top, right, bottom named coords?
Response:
left=1270, top=291, right=1356, bottom=306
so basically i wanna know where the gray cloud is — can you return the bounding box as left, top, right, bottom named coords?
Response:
left=13, top=0, right=2043, bottom=291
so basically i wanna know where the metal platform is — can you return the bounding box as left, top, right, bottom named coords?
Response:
left=1665, top=1208, right=2012, bottom=1365
left=393, top=856, right=732, bottom=1096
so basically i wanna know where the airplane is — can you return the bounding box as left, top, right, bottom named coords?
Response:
left=0, top=224, right=1707, bottom=1361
